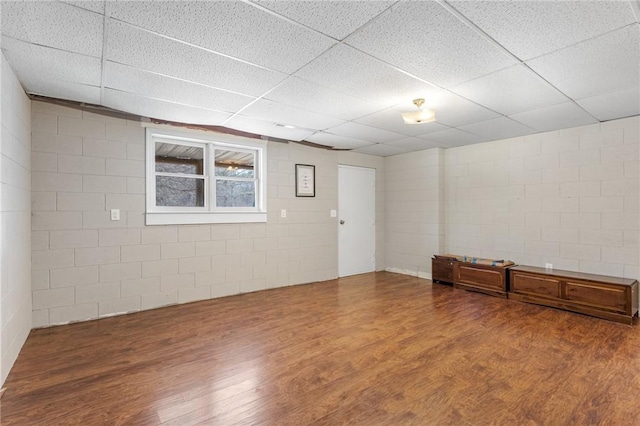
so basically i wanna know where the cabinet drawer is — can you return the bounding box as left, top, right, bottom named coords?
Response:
left=512, top=273, right=560, bottom=298
left=457, top=265, right=504, bottom=290
left=565, top=280, right=627, bottom=313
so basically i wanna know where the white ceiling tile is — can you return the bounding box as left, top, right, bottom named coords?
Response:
left=60, top=1, right=105, bottom=14
left=450, top=1, right=636, bottom=60
left=103, top=89, right=231, bottom=125
left=103, top=62, right=255, bottom=114
left=106, top=22, right=287, bottom=97
left=1, top=1, right=638, bottom=157
left=263, top=77, right=385, bottom=121
left=109, top=1, right=335, bottom=74
left=238, top=99, right=344, bottom=131
left=306, top=132, right=372, bottom=150
left=412, top=130, right=451, bottom=142
left=223, top=115, right=315, bottom=142
left=2, top=37, right=101, bottom=87
left=420, top=128, right=486, bottom=146
left=459, top=117, right=536, bottom=141
left=354, top=105, right=450, bottom=136
left=25, top=80, right=101, bottom=105
left=353, top=143, right=408, bottom=157
left=1, top=1, right=103, bottom=56
left=527, top=25, right=640, bottom=99
left=382, top=137, right=440, bottom=152
left=509, top=102, right=598, bottom=132
left=419, top=91, right=501, bottom=127
left=576, top=87, right=640, bottom=121
left=345, top=1, right=517, bottom=87
left=295, top=44, right=438, bottom=105
left=326, top=122, right=407, bottom=144
left=252, top=1, right=394, bottom=40
left=451, top=65, right=567, bottom=115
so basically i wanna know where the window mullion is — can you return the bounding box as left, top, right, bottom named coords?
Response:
left=209, top=146, right=216, bottom=212
left=155, top=172, right=205, bottom=179
left=214, top=177, right=257, bottom=183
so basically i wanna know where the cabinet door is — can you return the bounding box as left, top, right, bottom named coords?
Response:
left=432, top=259, right=454, bottom=282
left=565, top=280, right=627, bottom=313
left=511, top=273, right=560, bottom=298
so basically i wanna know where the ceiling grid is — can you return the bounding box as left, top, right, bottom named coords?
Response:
left=1, top=0, right=638, bottom=156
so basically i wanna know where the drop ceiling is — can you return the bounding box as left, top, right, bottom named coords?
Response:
left=2, top=0, right=639, bottom=156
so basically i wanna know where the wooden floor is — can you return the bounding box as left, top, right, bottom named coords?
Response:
left=2, top=272, right=640, bottom=425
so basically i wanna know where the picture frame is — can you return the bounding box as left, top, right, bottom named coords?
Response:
left=295, top=164, right=315, bottom=197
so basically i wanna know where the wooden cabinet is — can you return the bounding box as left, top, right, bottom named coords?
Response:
left=453, top=262, right=511, bottom=298
left=432, top=256, right=456, bottom=285
left=509, top=266, right=639, bottom=324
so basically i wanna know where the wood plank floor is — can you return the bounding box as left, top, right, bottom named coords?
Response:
left=2, top=271, right=640, bottom=425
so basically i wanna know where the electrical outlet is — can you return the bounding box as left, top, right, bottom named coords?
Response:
left=545, top=263, right=553, bottom=270
left=281, top=209, right=287, bottom=218
left=110, top=209, right=120, bottom=221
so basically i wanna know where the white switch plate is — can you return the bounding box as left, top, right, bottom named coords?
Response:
left=330, top=209, right=337, bottom=217
left=110, top=209, right=120, bottom=221
left=281, top=209, right=287, bottom=218
left=545, top=263, right=553, bottom=270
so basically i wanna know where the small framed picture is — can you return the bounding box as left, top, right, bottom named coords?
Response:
left=295, top=164, right=315, bottom=197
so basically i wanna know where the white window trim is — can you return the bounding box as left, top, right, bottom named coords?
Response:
left=146, top=127, right=267, bottom=225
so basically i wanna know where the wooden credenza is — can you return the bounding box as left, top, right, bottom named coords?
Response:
left=509, top=266, right=639, bottom=324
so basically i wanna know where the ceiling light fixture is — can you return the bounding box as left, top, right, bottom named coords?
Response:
left=275, top=123, right=297, bottom=129
left=401, top=98, right=436, bottom=124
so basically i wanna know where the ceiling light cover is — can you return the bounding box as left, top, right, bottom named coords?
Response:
left=402, top=98, right=436, bottom=124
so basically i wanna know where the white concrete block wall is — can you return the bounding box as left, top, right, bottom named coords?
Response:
left=384, top=148, right=444, bottom=278
left=444, top=117, right=640, bottom=279
left=30, top=101, right=386, bottom=327
left=1, top=54, right=32, bottom=386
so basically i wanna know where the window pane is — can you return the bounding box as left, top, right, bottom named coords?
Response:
left=156, top=176, right=205, bottom=207
left=156, top=142, right=204, bottom=175
left=216, top=180, right=256, bottom=207
left=215, top=150, right=254, bottom=178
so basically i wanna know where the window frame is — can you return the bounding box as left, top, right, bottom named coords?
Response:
left=145, top=127, right=267, bottom=225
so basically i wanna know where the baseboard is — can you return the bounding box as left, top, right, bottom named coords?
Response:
left=385, top=267, right=432, bottom=280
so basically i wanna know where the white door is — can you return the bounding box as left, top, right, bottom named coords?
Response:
left=338, top=165, right=375, bottom=277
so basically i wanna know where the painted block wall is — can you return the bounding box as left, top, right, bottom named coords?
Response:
left=444, top=117, right=640, bottom=279
left=30, top=101, right=385, bottom=327
left=1, top=54, right=32, bottom=385
left=384, top=148, right=445, bottom=278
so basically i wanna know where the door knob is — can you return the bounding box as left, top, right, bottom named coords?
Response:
left=339, top=220, right=345, bottom=225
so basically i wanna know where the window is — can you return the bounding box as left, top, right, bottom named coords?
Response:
left=146, top=128, right=266, bottom=225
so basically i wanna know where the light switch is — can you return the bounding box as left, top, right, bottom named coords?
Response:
left=110, top=209, right=120, bottom=221
left=330, top=209, right=337, bottom=217
left=281, top=209, right=287, bottom=218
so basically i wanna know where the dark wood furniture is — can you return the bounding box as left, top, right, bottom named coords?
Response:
left=431, top=255, right=456, bottom=285
left=453, top=262, right=512, bottom=298
left=509, top=266, right=639, bottom=324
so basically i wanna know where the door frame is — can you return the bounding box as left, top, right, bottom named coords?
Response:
left=338, top=164, right=376, bottom=277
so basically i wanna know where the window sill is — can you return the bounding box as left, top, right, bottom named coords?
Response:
left=145, top=211, right=267, bottom=225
